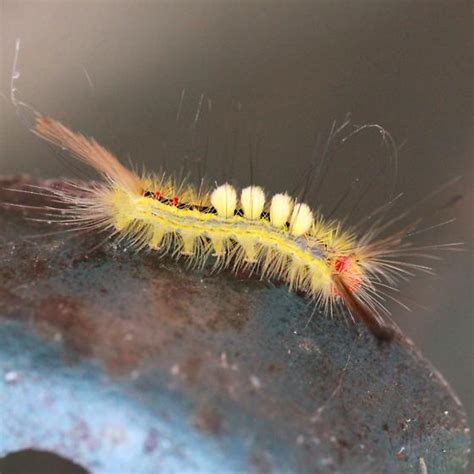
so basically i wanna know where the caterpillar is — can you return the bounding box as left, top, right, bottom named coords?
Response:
left=15, top=113, right=426, bottom=342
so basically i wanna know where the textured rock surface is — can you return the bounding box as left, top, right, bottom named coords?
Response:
left=0, top=177, right=471, bottom=473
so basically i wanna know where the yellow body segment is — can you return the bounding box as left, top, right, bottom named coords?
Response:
left=105, top=183, right=360, bottom=304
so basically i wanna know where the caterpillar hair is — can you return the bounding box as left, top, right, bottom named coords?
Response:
left=5, top=40, right=459, bottom=344
left=15, top=110, right=440, bottom=343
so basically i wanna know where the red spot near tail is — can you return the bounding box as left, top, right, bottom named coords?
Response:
left=171, top=196, right=179, bottom=206
left=335, top=256, right=350, bottom=273
left=333, top=255, right=362, bottom=295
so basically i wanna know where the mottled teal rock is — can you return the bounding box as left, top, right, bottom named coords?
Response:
left=0, top=177, right=471, bottom=473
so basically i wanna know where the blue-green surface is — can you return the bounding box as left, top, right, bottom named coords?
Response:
left=0, top=177, right=471, bottom=473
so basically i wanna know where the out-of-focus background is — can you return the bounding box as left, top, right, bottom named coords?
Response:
left=1, top=1, right=472, bottom=471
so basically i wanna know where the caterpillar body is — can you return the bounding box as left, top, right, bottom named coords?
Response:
left=23, top=115, right=421, bottom=342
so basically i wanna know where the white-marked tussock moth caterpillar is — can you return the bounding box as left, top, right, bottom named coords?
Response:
left=22, top=114, right=420, bottom=342
left=5, top=40, right=460, bottom=344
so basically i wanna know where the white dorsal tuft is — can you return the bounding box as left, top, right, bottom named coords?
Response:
left=289, top=203, right=313, bottom=236
left=211, top=183, right=237, bottom=218
left=241, top=186, right=265, bottom=220
left=270, top=193, right=293, bottom=227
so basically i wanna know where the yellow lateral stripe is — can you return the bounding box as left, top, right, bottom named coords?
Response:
left=129, top=196, right=325, bottom=266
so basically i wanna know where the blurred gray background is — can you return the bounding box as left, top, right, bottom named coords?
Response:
left=1, top=1, right=472, bottom=471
